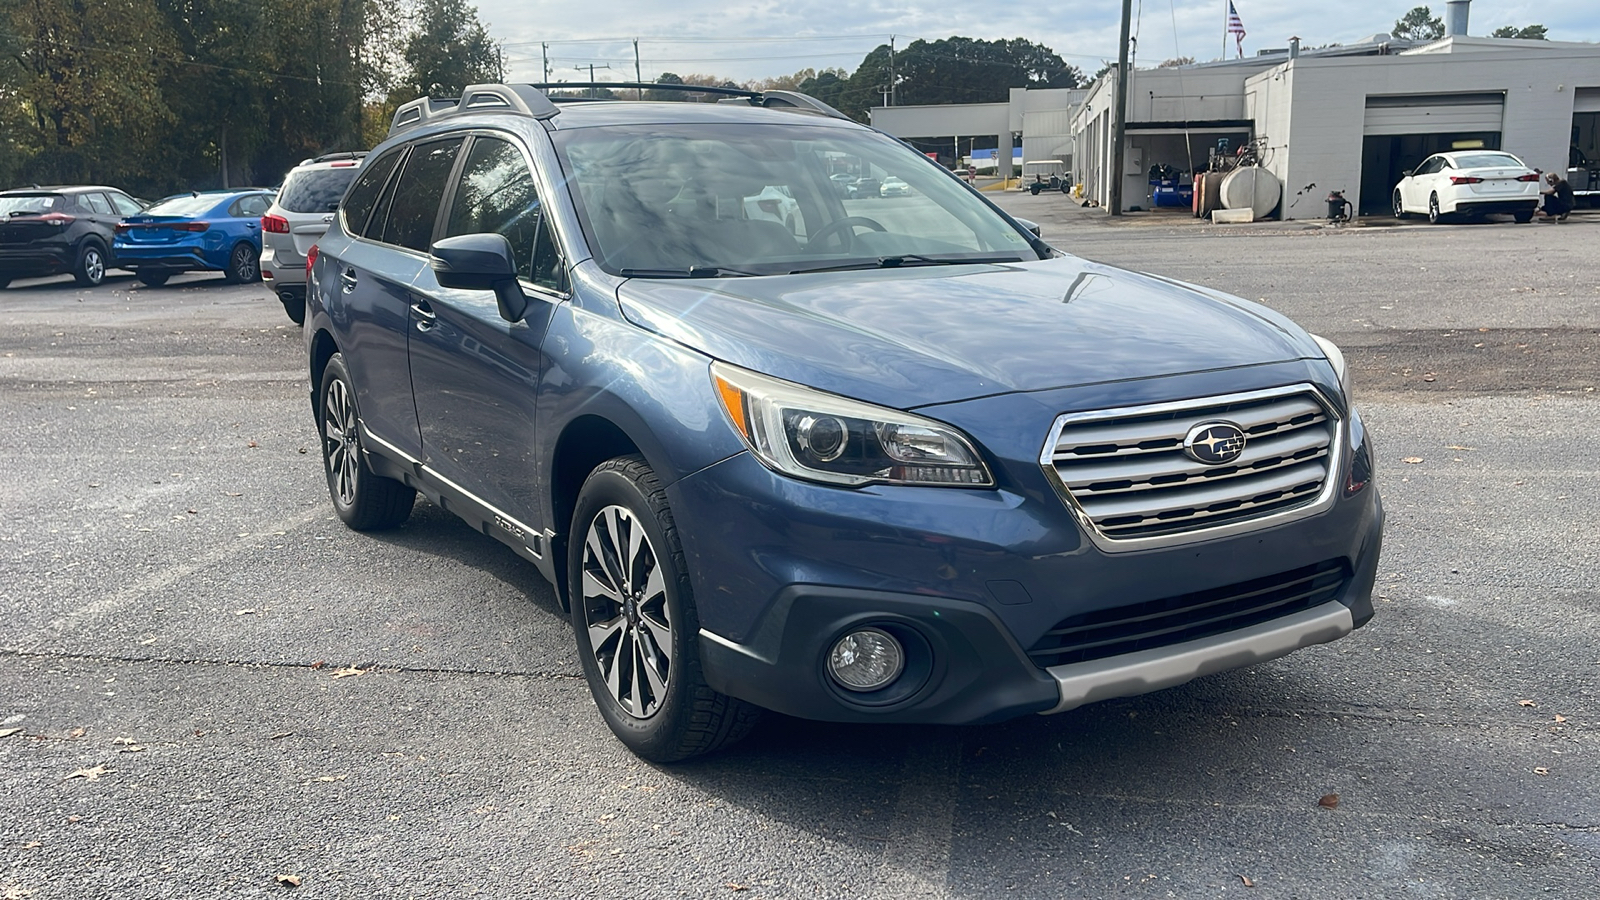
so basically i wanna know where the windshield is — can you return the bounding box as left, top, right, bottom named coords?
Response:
left=0, top=194, right=63, bottom=216
left=144, top=194, right=223, bottom=217
left=277, top=166, right=361, bottom=213
left=554, top=122, right=1038, bottom=276
left=1454, top=153, right=1522, bottom=169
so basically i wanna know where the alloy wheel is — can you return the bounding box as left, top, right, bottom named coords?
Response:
left=234, top=246, right=258, bottom=282
left=84, top=248, right=105, bottom=284
left=322, top=377, right=360, bottom=507
left=579, top=505, right=673, bottom=719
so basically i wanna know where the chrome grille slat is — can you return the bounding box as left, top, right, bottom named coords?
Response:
left=1044, top=386, right=1340, bottom=544
left=1063, top=428, right=1332, bottom=493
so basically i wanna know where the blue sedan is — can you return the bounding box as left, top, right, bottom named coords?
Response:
left=113, top=190, right=274, bottom=286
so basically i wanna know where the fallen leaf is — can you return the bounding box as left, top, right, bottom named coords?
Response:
left=247, top=441, right=259, bottom=449
left=309, top=661, right=326, bottom=670
left=725, top=884, right=748, bottom=893
left=330, top=666, right=365, bottom=679
left=0, top=727, right=22, bottom=738
left=1238, top=874, right=1256, bottom=887
left=1518, top=699, right=1536, bottom=707
left=235, top=609, right=257, bottom=616
left=65, top=765, right=110, bottom=781
left=116, top=745, right=145, bottom=753
left=1445, top=445, right=1476, bottom=451
left=308, top=774, right=347, bottom=783
left=68, top=727, right=86, bottom=739
left=274, top=874, right=301, bottom=888
left=1401, top=457, right=1423, bottom=465
left=1555, top=715, right=1567, bottom=724
left=1533, top=767, right=1549, bottom=776
left=23, top=842, right=40, bottom=849
left=1318, top=793, right=1340, bottom=809
left=1421, top=373, right=1436, bottom=382
left=270, top=731, right=294, bottom=740
left=223, top=491, right=242, bottom=497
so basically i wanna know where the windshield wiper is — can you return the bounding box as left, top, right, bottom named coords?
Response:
left=618, top=265, right=759, bottom=279
left=789, top=253, right=1025, bottom=274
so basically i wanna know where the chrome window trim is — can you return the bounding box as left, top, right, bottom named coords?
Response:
left=1038, top=383, right=1346, bottom=554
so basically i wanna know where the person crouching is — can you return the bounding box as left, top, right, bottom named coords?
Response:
left=1541, top=172, right=1576, bottom=222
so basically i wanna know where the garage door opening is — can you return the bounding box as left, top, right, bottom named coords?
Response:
left=1359, top=132, right=1502, bottom=216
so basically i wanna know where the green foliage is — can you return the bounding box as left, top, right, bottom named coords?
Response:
left=1158, top=57, right=1196, bottom=68
left=828, top=37, right=1082, bottom=122
left=398, top=0, right=501, bottom=99
left=1490, top=24, right=1547, bottom=40
left=1393, top=6, right=1444, bottom=42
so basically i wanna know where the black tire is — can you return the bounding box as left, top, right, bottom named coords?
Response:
left=1427, top=194, right=1443, bottom=225
left=316, top=353, right=415, bottom=531
left=1392, top=191, right=1407, bottom=220
left=137, top=271, right=170, bottom=287
left=1513, top=210, right=1534, bottom=224
left=568, top=455, right=760, bottom=762
left=73, top=242, right=107, bottom=287
left=280, top=294, right=306, bottom=325
left=223, top=243, right=260, bottom=284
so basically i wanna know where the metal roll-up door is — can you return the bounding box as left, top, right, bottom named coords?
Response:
left=1363, top=93, right=1505, bottom=135
left=1575, top=88, right=1600, bottom=115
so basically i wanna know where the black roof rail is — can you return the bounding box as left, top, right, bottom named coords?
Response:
left=312, top=151, right=368, bottom=163
left=386, top=82, right=850, bottom=138
left=386, top=84, right=561, bottom=137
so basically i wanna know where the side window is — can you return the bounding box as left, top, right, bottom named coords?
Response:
left=84, top=193, right=114, bottom=215
left=109, top=193, right=143, bottom=215
left=239, top=195, right=270, bottom=217
left=341, top=148, right=403, bottom=238
left=443, top=136, right=540, bottom=280
left=531, top=216, right=565, bottom=292
left=381, top=138, right=464, bottom=252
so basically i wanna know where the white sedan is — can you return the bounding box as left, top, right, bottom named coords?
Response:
left=1392, top=150, right=1540, bottom=224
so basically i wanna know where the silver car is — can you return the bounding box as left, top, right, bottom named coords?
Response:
left=261, top=152, right=365, bottom=323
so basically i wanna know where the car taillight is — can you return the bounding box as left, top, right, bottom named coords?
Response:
left=306, top=244, right=318, bottom=279
left=1515, top=173, right=1540, bottom=182
left=39, top=213, right=75, bottom=226
left=114, top=223, right=132, bottom=234
left=1449, top=176, right=1484, bottom=185
left=166, top=221, right=209, bottom=233
left=758, top=199, right=780, bottom=215
left=262, top=214, right=290, bottom=233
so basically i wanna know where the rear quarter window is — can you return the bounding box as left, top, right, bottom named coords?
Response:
left=340, top=149, right=403, bottom=238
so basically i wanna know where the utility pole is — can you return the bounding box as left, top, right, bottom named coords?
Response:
left=578, top=63, right=612, bottom=99
left=887, top=35, right=896, bottom=106
left=541, top=43, right=550, bottom=83
left=634, top=40, right=642, bottom=99
left=1109, top=0, right=1133, bottom=216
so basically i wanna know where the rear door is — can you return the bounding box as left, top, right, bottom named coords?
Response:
left=407, top=132, right=566, bottom=527
left=332, top=137, right=464, bottom=460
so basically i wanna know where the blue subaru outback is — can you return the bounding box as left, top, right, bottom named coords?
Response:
left=305, top=83, right=1382, bottom=761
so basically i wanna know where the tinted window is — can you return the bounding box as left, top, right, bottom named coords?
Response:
left=146, top=195, right=223, bottom=216
left=109, top=193, right=143, bottom=215
left=341, top=149, right=403, bottom=238
left=278, top=166, right=362, bottom=214
left=83, top=193, right=114, bottom=214
left=380, top=138, right=462, bottom=252
left=1454, top=153, right=1521, bottom=169
left=443, top=136, right=539, bottom=279
left=231, top=194, right=271, bottom=217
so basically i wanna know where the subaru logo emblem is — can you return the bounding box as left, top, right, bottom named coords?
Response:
left=1184, top=421, right=1247, bottom=465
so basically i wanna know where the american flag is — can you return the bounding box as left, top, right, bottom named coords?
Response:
left=1227, top=1, right=1247, bottom=58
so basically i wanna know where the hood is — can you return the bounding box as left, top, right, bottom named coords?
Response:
left=616, top=256, right=1320, bottom=410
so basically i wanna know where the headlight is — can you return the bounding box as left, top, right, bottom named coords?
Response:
left=1310, top=334, right=1350, bottom=397
left=711, top=362, right=994, bottom=488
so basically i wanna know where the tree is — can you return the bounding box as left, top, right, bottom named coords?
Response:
left=397, top=0, right=501, bottom=100
left=1157, top=56, right=1196, bottom=68
left=832, top=37, right=1083, bottom=121
left=1393, top=6, right=1444, bottom=41
left=1091, top=62, right=1115, bottom=81
left=1490, top=24, right=1548, bottom=40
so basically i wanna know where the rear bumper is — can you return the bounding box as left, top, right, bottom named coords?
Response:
left=1454, top=198, right=1537, bottom=214
left=0, top=246, right=72, bottom=277
left=113, top=247, right=220, bottom=273
left=261, top=243, right=306, bottom=285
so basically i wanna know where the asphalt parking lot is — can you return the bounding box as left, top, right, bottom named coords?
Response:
left=2, top=206, right=1597, bottom=898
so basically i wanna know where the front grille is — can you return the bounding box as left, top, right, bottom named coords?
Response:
left=1026, top=559, right=1351, bottom=668
left=1047, top=388, right=1338, bottom=541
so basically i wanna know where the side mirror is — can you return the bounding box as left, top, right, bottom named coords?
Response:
left=1014, top=217, right=1043, bottom=237
left=1400, top=169, right=1413, bottom=178
left=431, top=233, right=527, bottom=323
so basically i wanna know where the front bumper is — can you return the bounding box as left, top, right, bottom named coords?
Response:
left=673, top=442, right=1383, bottom=725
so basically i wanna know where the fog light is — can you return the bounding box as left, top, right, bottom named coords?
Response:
left=827, top=628, right=904, bottom=691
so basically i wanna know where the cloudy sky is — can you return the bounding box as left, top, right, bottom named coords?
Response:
left=478, top=1, right=1598, bottom=86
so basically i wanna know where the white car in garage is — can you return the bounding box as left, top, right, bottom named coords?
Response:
left=1392, top=150, right=1540, bottom=224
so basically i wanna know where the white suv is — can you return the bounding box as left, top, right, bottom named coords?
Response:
left=261, top=152, right=365, bottom=323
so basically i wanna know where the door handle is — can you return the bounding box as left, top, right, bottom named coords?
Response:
left=338, top=269, right=358, bottom=291
left=410, top=298, right=437, bottom=331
